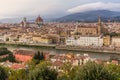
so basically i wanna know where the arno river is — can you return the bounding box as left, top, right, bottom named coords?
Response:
left=0, top=45, right=120, bottom=60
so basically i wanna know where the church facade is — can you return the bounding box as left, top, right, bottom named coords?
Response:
left=20, top=16, right=43, bottom=27
left=75, top=17, right=103, bottom=36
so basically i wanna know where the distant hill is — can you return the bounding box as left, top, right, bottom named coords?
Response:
left=0, top=16, right=55, bottom=23
left=0, top=10, right=120, bottom=23
left=54, top=10, right=120, bottom=22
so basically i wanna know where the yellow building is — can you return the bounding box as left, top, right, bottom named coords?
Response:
left=32, top=35, right=51, bottom=44
left=103, top=36, right=111, bottom=46
left=75, top=17, right=104, bottom=36
left=46, top=34, right=60, bottom=44
left=75, top=26, right=97, bottom=35
left=66, top=53, right=74, bottom=59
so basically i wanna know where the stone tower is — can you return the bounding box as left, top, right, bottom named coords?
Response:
left=20, top=17, right=28, bottom=27
left=23, top=17, right=27, bottom=27
left=98, top=16, right=102, bottom=35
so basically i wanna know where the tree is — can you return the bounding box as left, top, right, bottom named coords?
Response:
left=0, top=47, right=11, bottom=56
left=75, top=62, right=117, bottom=80
left=0, top=66, right=8, bottom=80
left=8, top=69, right=27, bottom=80
left=7, top=53, right=16, bottom=62
left=61, top=62, right=72, bottom=79
left=33, top=51, right=40, bottom=60
left=29, top=61, right=58, bottom=80
left=106, top=64, right=120, bottom=80
left=40, top=52, right=44, bottom=60
left=33, top=51, right=44, bottom=60
left=0, top=53, right=16, bottom=62
left=33, top=51, right=44, bottom=64
left=110, top=32, right=118, bottom=37
left=58, top=62, right=78, bottom=80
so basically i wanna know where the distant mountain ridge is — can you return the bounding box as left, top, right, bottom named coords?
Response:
left=0, top=10, right=120, bottom=23
left=54, top=10, right=120, bottom=22
left=0, top=17, right=56, bottom=23
left=0, top=16, right=50, bottom=23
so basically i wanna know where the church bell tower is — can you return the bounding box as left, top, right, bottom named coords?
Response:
left=98, top=16, right=102, bottom=35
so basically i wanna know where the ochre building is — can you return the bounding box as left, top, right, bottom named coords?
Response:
left=75, top=17, right=105, bottom=36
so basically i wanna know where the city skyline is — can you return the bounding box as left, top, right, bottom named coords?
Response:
left=0, top=0, right=120, bottom=19
left=0, top=0, right=120, bottom=80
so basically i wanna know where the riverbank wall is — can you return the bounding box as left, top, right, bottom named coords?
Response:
left=0, top=42, right=120, bottom=54
left=0, top=43, right=56, bottom=49
left=55, top=45, right=120, bottom=54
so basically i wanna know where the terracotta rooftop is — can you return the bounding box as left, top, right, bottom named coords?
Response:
left=11, top=63, right=25, bottom=70
left=14, top=50, right=35, bottom=56
left=77, top=25, right=97, bottom=28
left=52, top=61, right=63, bottom=67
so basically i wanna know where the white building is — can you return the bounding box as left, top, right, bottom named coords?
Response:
left=66, top=35, right=103, bottom=47
left=77, top=36, right=103, bottom=47
left=112, top=37, right=120, bottom=47
left=0, top=34, right=11, bottom=42
left=66, top=36, right=77, bottom=45
left=0, top=35, right=5, bottom=42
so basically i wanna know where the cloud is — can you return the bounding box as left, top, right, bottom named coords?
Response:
left=0, top=0, right=60, bottom=18
left=1, top=0, right=120, bottom=19
left=68, top=2, right=120, bottom=13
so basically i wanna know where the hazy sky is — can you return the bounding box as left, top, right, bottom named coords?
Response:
left=0, top=0, right=120, bottom=19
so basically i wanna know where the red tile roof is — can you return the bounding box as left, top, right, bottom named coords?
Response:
left=52, top=61, right=63, bottom=67
left=11, top=63, right=25, bottom=70
left=14, top=50, right=35, bottom=56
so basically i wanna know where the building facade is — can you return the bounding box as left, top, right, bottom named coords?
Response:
left=77, top=36, right=103, bottom=47
left=103, top=36, right=111, bottom=46
left=75, top=26, right=98, bottom=36
left=74, top=17, right=103, bottom=36
left=112, top=37, right=120, bottom=47
left=66, top=36, right=77, bottom=45
left=14, top=50, right=35, bottom=63
left=66, top=35, right=103, bottom=47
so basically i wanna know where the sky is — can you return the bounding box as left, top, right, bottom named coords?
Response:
left=0, top=0, right=120, bottom=19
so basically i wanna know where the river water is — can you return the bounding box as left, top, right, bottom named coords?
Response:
left=1, top=45, right=120, bottom=60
